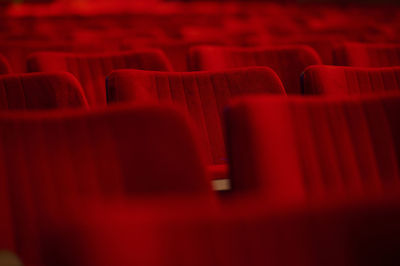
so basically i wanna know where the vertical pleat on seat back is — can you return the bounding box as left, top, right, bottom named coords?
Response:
left=302, top=66, right=400, bottom=95
left=0, top=54, right=12, bottom=74
left=0, top=104, right=211, bottom=266
left=334, top=43, right=400, bottom=67
left=27, top=50, right=173, bottom=107
left=0, top=72, right=88, bottom=110
left=225, top=93, right=400, bottom=202
left=106, top=67, right=286, bottom=166
left=188, top=45, right=322, bottom=94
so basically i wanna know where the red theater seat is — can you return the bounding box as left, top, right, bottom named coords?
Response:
left=0, top=104, right=211, bottom=265
left=303, top=41, right=343, bottom=65
left=302, top=66, right=400, bottom=95
left=0, top=72, right=88, bottom=110
left=0, top=54, right=12, bottom=74
left=0, top=41, right=122, bottom=73
left=106, top=67, right=285, bottom=178
left=27, top=50, right=173, bottom=107
left=225, top=93, right=400, bottom=202
left=188, top=45, right=322, bottom=94
left=334, top=43, right=400, bottom=67
left=42, top=197, right=400, bottom=266
left=124, top=39, right=225, bottom=72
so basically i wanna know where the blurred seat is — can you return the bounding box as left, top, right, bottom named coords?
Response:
left=0, top=104, right=212, bottom=265
left=225, top=93, right=400, bottom=202
left=188, top=45, right=322, bottom=94
left=124, top=39, right=224, bottom=71
left=106, top=67, right=285, bottom=178
left=302, top=41, right=343, bottom=65
left=41, top=197, right=400, bottom=266
left=0, top=54, right=12, bottom=74
left=302, top=66, right=400, bottom=95
left=27, top=50, right=173, bottom=107
left=0, top=41, right=121, bottom=73
left=334, top=43, right=400, bottom=67
left=0, top=72, right=88, bottom=110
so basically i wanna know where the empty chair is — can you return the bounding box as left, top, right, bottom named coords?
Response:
left=302, top=66, right=400, bottom=95
left=0, top=54, right=12, bottom=74
left=225, top=93, right=400, bottom=202
left=106, top=67, right=285, bottom=178
left=124, top=39, right=221, bottom=71
left=302, top=41, right=344, bottom=65
left=334, top=43, right=400, bottom=67
left=188, top=45, right=322, bottom=94
left=0, top=41, right=121, bottom=73
left=0, top=104, right=211, bottom=266
left=0, top=72, right=88, bottom=110
left=27, top=50, right=173, bottom=107
left=42, top=196, right=400, bottom=266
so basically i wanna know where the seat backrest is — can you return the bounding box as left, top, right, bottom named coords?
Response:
left=107, top=67, right=285, bottom=165
left=334, top=43, right=400, bottom=67
left=188, top=45, right=322, bottom=94
left=225, top=93, right=400, bottom=202
left=302, top=66, right=400, bottom=95
left=42, top=197, right=400, bottom=266
left=27, top=50, right=173, bottom=107
left=302, top=41, right=343, bottom=65
left=0, top=54, right=12, bottom=74
left=0, top=72, right=88, bottom=110
left=0, top=41, right=122, bottom=73
left=0, top=104, right=211, bottom=266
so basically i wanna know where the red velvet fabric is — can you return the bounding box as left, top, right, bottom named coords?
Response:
left=334, top=43, right=400, bottom=67
left=27, top=50, right=173, bottom=107
left=302, top=41, right=343, bottom=65
left=188, top=45, right=322, bottom=94
left=225, top=93, right=400, bottom=202
left=0, top=104, right=212, bottom=266
left=0, top=41, right=123, bottom=73
left=0, top=2, right=399, bottom=266
left=0, top=54, right=12, bottom=74
left=106, top=67, right=285, bottom=180
left=302, top=66, right=400, bottom=95
left=41, top=197, right=400, bottom=266
left=0, top=72, right=88, bottom=110
left=125, top=40, right=225, bottom=72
